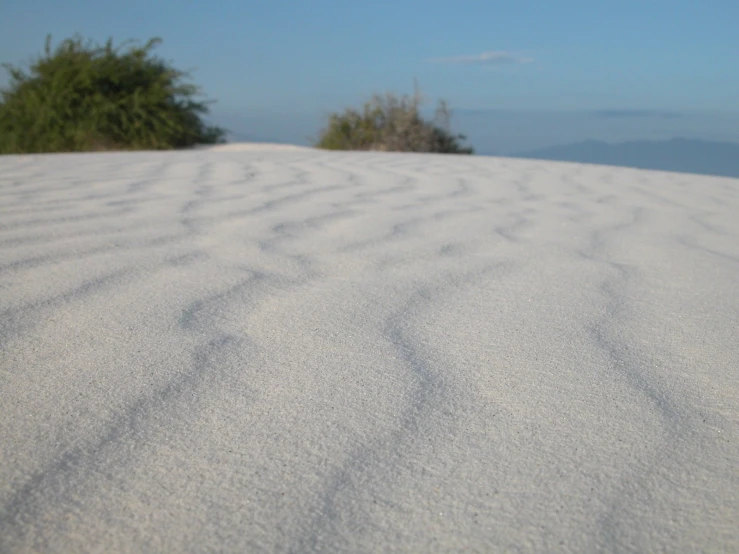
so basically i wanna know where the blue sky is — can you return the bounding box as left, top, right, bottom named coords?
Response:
left=2, top=0, right=738, bottom=150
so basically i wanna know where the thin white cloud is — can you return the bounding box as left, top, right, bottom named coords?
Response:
left=429, top=51, right=533, bottom=66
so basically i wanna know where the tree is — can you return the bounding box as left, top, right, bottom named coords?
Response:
left=314, top=83, right=473, bottom=154
left=0, top=34, right=226, bottom=154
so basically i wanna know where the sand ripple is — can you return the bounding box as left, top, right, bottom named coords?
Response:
left=1, top=149, right=738, bottom=552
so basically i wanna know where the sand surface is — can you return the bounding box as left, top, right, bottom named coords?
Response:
left=1, top=145, right=738, bottom=552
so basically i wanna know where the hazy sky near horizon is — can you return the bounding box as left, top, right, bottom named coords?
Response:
left=1, top=0, right=737, bottom=149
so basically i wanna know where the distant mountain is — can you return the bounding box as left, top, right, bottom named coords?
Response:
left=509, top=138, right=739, bottom=179
left=224, top=130, right=284, bottom=144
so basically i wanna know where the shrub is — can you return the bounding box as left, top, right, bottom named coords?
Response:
left=0, top=34, right=226, bottom=154
left=314, top=85, right=473, bottom=154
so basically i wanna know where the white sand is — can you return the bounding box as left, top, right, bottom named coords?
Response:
left=1, top=145, right=738, bottom=552
left=193, top=142, right=315, bottom=152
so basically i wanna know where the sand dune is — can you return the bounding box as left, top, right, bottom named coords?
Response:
left=1, top=146, right=738, bottom=552
left=193, top=141, right=315, bottom=152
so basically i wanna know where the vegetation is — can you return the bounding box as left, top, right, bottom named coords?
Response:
left=0, top=35, right=226, bottom=154
left=314, top=84, right=474, bottom=154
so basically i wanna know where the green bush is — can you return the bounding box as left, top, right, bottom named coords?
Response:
left=0, top=35, right=226, bottom=154
left=314, top=85, right=473, bottom=154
